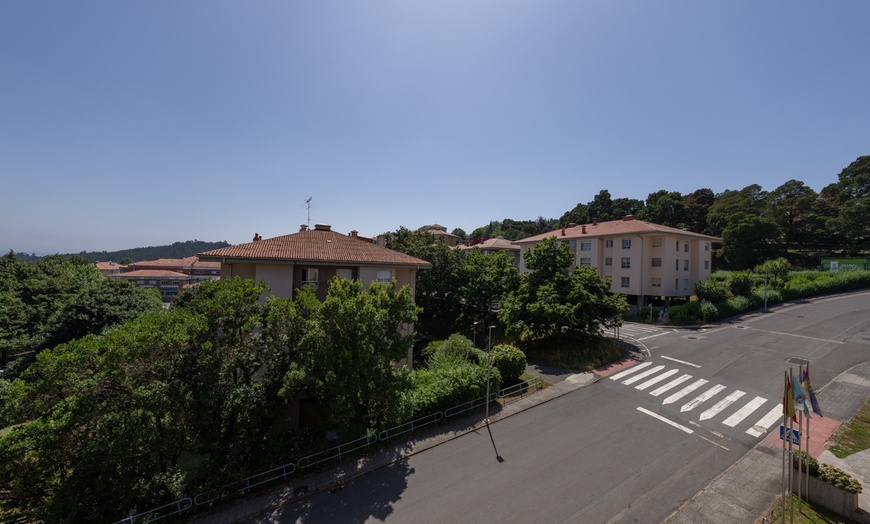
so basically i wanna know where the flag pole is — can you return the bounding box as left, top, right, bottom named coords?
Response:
left=789, top=367, right=795, bottom=523
left=797, top=409, right=803, bottom=512
left=805, top=364, right=812, bottom=504
left=779, top=372, right=788, bottom=522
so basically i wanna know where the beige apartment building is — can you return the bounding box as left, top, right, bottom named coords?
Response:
left=515, top=216, right=720, bottom=304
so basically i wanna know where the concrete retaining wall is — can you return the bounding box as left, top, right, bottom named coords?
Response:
left=792, top=474, right=859, bottom=518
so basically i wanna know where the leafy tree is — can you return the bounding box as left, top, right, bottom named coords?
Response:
left=612, top=197, right=645, bottom=219
left=708, top=185, right=781, bottom=269
left=559, top=202, right=590, bottom=227
left=686, top=188, right=715, bottom=234
left=386, top=227, right=462, bottom=339
left=765, top=180, right=818, bottom=252
left=499, top=237, right=627, bottom=341
left=637, top=190, right=690, bottom=228
left=451, top=228, right=467, bottom=242
left=455, top=249, right=520, bottom=331
left=588, top=190, right=615, bottom=222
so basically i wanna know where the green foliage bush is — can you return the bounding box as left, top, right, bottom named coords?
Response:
left=791, top=450, right=862, bottom=493
left=406, top=359, right=501, bottom=419
left=490, top=344, right=527, bottom=383
left=699, top=301, right=719, bottom=322
left=728, top=271, right=756, bottom=296
left=783, top=270, right=870, bottom=300
left=422, top=334, right=485, bottom=365
left=695, top=279, right=731, bottom=303
left=668, top=301, right=702, bottom=323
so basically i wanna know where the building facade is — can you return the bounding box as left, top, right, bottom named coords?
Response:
left=515, top=216, right=720, bottom=303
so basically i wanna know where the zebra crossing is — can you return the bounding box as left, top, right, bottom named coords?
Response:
left=609, top=361, right=783, bottom=438
left=612, top=323, right=674, bottom=341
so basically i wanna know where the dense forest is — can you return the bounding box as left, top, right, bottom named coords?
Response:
left=12, top=239, right=230, bottom=264
left=458, top=156, right=870, bottom=270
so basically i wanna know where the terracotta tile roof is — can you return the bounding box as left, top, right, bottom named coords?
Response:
left=95, top=261, right=120, bottom=270
left=116, top=269, right=191, bottom=278
left=199, top=228, right=432, bottom=268
left=457, top=237, right=520, bottom=252
left=515, top=218, right=722, bottom=244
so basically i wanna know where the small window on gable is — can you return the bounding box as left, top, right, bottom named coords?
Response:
left=376, top=270, right=392, bottom=283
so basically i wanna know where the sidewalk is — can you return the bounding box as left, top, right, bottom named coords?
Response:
left=662, top=360, right=870, bottom=524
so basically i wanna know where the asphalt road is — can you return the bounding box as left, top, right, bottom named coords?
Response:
left=256, top=290, right=870, bottom=524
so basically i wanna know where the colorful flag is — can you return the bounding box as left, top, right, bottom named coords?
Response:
left=792, top=371, right=811, bottom=418
left=802, top=366, right=823, bottom=417
left=783, top=373, right=796, bottom=421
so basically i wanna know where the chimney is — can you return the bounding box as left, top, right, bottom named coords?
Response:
left=314, top=224, right=331, bottom=231
left=581, top=225, right=587, bottom=234
left=253, top=233, right=261, bottom=241
left=623, top=215, right=635, bottom=221
left=561, top=227, right=566, bottom=236
left=593, top=217, right=598, bottom=226
left=349, top=230, right=358, bottom=238
left=300, top=224, right=308, bottom=232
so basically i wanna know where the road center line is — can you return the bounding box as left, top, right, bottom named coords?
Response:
left=734, top=326, right=845, bottom=345
left=661, top=355, right=701, bottom=368
left=637, top=407, right=694, bottom=434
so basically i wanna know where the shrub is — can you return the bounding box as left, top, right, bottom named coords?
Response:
left=699, top=301, right=719, bottom=322
left=695, top=280, right=730, bottom=303
left=669, top=300, right=702, bottom=323
left=818, top=464, right=863, bottom=494
left=489, top=344, right=527, bottom=383
left=751, top=287, right=782, bottom=307
left=406, top=359, right=501, bottom=418
left=792, top=451, right=819, bottom=476
left=728, top=271, right=756, bottom=297
left=783, top=270, right=870, bottom=300
left=422, top=334, right=483, bottom=365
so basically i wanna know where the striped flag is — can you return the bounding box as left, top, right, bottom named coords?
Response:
left=792, top=372, right=811, bottom=418
left=783, top=373, right=796, bottom=422
left=802, top=366, right=823, bottom=417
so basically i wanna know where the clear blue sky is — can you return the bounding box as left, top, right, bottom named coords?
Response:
left=2, top=1, right=867, bottom=254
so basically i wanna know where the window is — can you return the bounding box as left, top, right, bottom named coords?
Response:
left=301, top=268, right=319, bottom=289
left=651, top=258, right=662, bottom=267
left=651, top=277, right=661, bottom=287
left=376, top=270, right=392, bottom=283
left=676, top=240, right=680, bottom=252
left=568, top=240, right=576, bottom=252
left=580, top=241, right=592, bottom=251
left=621, top=257, right=631, bottom=269
left=160, top=280, right=169, bottom=285
left=652, top=238, right=662, bottom=247
left=621, top=277, right=630, bottom=288
left=579, top=257, right=591, bottom=266
left=148, top=280, right=156, bottom=285
left=683, top=259, right=689, bottom=271
left=605, top=239, right=613, bottom=248
left=171, top=281, right=179, bottom=285
left=605, top=257, right=613, bottom=266
left=622, top=239, right=631, bottom=249
left=675, top=279, right=680, bottom=290
left=684, top=242, right=689, bottom=252
left=704, top=260, right=710, bottom=270
left=675, top=259, right=680, bottom=270
left=683, top=279, right=689, bottom=290
left=705, top=242, right=710, bottom=251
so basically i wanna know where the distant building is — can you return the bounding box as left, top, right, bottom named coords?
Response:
left=457, top=236, right=521, bottom=266
left=514, top=216, right=720, bottom=307
left=97, top=256, right=221, bottom=302
left=417, top=224, right=460, bottom=247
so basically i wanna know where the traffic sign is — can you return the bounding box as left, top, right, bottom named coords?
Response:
left=779, top=425, right=801, bottom=446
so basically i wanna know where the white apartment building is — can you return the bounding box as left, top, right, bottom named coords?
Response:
left=515, top=216, right=720, bottom=303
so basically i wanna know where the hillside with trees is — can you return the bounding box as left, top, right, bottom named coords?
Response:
left=464, top=156, right=869, bottom=270
left=12, top=239, right=231, bottom=264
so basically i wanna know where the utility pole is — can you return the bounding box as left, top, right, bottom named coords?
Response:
left=304, top=197, right=312, bottom=229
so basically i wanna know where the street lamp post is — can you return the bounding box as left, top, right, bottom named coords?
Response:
left=486, top=325, right=495, bottom=424
left=472, top=321, right=479, bottom=348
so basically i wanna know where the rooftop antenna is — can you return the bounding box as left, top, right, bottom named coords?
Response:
left=304, top=197, right=312, bottom=228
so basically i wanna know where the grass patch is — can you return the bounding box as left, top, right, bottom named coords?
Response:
left=828, top=396, right=870, bottom=458
left=523, top=333, right=624, bottom=372
left=757, top=494, right=852, bottom=523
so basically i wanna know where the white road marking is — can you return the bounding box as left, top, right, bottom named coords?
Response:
left=700, top=390, right=746, bottom=420
left=663, top=379, right=709, bottom=405
left=661, top=355, right=701, bottom=368
left=622, top=365, right=666, bottom=385
left=635, top=369, right=680, bottom=391
left=638, top=332, right=669, bottom=341
left=608, top=361, right=652, bottom=381
left=680, top=384, right=727, bottom=412
left=637, top=407, right=694, bottom=434
left=746, top=405, right=785, bottom=437
left=649, top=374, right=694, bottom=396
left=723, top=396, right=767, bottom=427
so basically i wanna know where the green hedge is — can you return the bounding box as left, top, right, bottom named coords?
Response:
left=782, top=270, right=870, bottom=300
left=792, top=451, right=862, bottom=494
left=490, top=344, right=527, bottom=383
left=406, top=359, right=501, bottom=419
